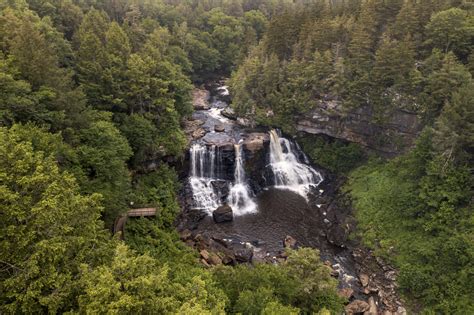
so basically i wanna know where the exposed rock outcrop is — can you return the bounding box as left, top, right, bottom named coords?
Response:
left=297, top=101, right=421, bottom=155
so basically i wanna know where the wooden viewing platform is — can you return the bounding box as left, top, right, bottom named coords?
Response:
left=113, top=208, right=157, bottom=239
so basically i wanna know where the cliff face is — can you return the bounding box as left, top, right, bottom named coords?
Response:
left=296, top=101, right=421, bottom=156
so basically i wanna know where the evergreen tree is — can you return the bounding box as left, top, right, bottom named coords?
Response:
left=0, top=124, right=112, bottom=313
left=421, top=52, right=472, bottom=120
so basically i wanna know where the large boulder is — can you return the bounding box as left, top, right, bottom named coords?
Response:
left=345, top=300, right=370, bottom=314
left=213, top=204, right=233, bottom=223
left=214, top=123, right=225, bottom=132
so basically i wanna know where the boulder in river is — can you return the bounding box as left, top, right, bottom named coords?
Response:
left=345, top=300, right=370, bottom=314
left=213, top=204, right=233, bottom=223
left=214, top=123, right=225, bottom=132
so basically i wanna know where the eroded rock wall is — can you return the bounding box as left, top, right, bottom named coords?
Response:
left=297, top=101, right=421, bottom=155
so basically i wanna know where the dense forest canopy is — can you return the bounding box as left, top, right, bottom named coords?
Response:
left=0, top=0, right=472, bottom=313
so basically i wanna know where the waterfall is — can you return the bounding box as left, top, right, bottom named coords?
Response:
left=189, top=144, right=219, bottom=213
left=268, top=129, right=323, bottom=199
left=228, top=143, right=257, bottom=215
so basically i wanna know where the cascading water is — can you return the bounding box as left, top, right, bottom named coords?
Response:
left=189, top=144, right=219, bottom=213
left=268, top=129, right=323, bottom=199
left=228, top=143, right=257, bottom=215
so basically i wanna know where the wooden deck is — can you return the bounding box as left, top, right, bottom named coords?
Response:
left=113, top=208, right=157, bottom=239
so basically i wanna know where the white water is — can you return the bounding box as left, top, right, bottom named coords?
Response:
left=189, top=144, right=219, bottom=214
left=268, top=129, right=323, bottom=199
left=228, top=143, right=257, bottom=215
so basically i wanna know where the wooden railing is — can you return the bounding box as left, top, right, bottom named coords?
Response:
left=113, top=208, right=157, bottom=239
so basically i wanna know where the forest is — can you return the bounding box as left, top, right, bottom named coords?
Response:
left=0, top=0, right=472, bottom=314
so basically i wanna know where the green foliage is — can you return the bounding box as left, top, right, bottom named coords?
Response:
left=76, top=118, right=132, bottom=227
left=298, top=134, right=366, bottom=174
left=347, top=128, right=474, bottom=313
left=213, top=248, right=345, bottom=314
left=128, top=164, right=181, bottom=228
left=76, top=243, right=226, bottom=314
left=0, top=124, right=112, bottom=314
left=231, top=2, right=474, bottom=130
left=425, top=8, right=474, bottom=59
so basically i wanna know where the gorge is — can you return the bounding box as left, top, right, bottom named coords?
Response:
left=180, top=82, right=405, bottom=313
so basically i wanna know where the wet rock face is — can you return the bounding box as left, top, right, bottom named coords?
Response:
left=296, top=101, right=421, bottom=155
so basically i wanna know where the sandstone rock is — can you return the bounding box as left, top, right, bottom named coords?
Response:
left=208, top=252, right=222, bottom=265
left=212, top=204, right=233, bottom=223
left=192, top=88, right=210, bottom=110
left=200, top=249, right=210, bottom=261
left=382, top=311, right=393, bottom=315
left=359, top=273, right=370, bottom=287
left=192, top=128, right=206, bottom=140
left=214, top=123, right=225, bottom=132
left=242, top=133, right=269, bottom=152
left=345, top=300, right=370, bottom=314
left=338, top=287, right=354, bottom=299
left=363, top=297, right=377, bottom=315
left=284, top=235, right=297, bottom=249
left=296, top=101, right=421, bottom=156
